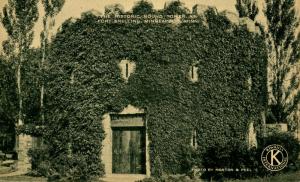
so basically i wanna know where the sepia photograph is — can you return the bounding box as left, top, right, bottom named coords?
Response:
left=0, top=0, right=300, bottom=181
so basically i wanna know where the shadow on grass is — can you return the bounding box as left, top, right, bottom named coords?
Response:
left=225, top=170, right=300, bottom=182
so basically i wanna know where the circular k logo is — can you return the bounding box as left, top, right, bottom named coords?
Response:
left=261, top=144, right=288, bottom=171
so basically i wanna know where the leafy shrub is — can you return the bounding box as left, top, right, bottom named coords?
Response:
left=137, top=175, right=202, bottom=182
left=199, top=132, right=300, bottom=180
left=201, top=139, right=249, bottom=169
left=27, top=148, right=50, bottom=177
left=136, top=177, right=158, bottom=182
left=44, top=152, right=105, bottom=182
left=179, top=145, right=201, bottom=174
left=200, top=140, right=256, bottom=180
left=257, top=131, right=300, bottom=170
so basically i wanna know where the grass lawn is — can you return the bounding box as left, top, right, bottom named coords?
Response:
left=0, top=175, right=104, bottom=182
left=0, top=175, right=46, bottom=182
left=0, top=171, right=299, bottom=182
left=227, top=171, right=300, bottom=182
left=0, top=167, right=13, bottom=175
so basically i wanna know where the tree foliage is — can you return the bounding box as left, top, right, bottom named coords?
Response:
left=264, top=0, right=300, bottom=125
left=0, top=49, right=41, bottom=138
left=42, top=0, right=65, bottom=17
left=163, top=0, right=190, bottom=15
left=39, top=0, right=65, bottom=124
left=104, top=4, right=124, bottom=16
left=235, top=0, right=259, bottom=20
left=40, top=0, right=65, bottom=49
left=0, top=56, right=17, bottom=151
left=0, top=56, right=17, bottom=124
left=22, top=49, right=42, bottom=125
left=132, top=0, right=154, bottom=15
left=1, top=0, right=39, bottom=56
left=0, top=0, right=39, bottom=126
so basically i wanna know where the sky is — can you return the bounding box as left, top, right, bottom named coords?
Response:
left=0, top=0, right=299, bottom=51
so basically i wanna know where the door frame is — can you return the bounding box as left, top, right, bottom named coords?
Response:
left=101, top=105, right=151, bottom=176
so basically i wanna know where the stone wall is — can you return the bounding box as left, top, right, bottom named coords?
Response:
left=193, top=4, right=261, bottom=34
left=16, top=134, right=32, bottom=173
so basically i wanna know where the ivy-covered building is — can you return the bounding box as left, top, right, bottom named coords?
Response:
left=17, top=4, right=268, bottom=179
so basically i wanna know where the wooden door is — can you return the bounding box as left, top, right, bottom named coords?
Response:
left=112, top=127, right=146, bottom=174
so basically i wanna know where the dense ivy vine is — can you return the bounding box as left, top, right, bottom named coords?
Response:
left=44, top=6, right=267, bottom=180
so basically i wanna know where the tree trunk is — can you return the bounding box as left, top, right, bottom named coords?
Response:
left=261, top=110, right=266, bottom=137
left=17, top=62, right=22, bottom=125
left=40, top=16, right=50, bottom=124
left=40, top=41, right=46, bottom=123
left=17, top=32, right=23, bottom=126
